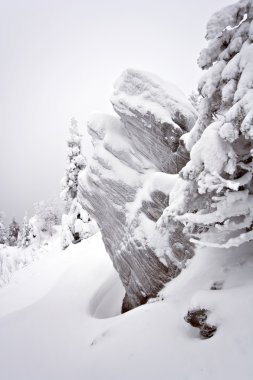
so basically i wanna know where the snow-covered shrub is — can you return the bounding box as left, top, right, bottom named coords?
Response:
left=167, top=0, right=253, bottom=248
left=33, top=197, right=62, bottom=238
left=0, top=245, right=35, bottom=286
left=61, top=198, right=97, bottom=249
left=61, top=214, right=74, bottom=249
left=0, top=226, right=61, bottom=287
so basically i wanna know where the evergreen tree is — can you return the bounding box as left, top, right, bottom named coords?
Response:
left=168, top=0, right=253, bottom=248
left=60, top=118, right=93, bottom=248
left=7, top=218, right=20, bottom=246
left=61, top=118, right=86, bottom=207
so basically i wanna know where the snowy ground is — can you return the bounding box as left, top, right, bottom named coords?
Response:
left=0, top=232, right=252, bottom=380
left=0, top=229, right=62, bottom=287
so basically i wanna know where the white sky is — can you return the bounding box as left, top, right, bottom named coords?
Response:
left=0, top=0, right=232, bottom=223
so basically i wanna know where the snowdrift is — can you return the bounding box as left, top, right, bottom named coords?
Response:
left=0, top=232, right=252, bottom=380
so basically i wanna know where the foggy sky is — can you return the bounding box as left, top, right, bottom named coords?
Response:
left=0, top=0, right=232, bottom=223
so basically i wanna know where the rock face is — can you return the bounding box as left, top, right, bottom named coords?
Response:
left=79, top=69, right=197, bottom=311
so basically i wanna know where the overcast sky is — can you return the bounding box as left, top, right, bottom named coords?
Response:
left=0, top=0, right=232, bottom=223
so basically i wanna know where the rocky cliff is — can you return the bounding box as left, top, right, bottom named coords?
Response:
left=79, top=69, right=197, bottom=311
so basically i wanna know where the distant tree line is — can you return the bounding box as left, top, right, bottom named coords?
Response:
left=0, top=197, right=62, bottom=248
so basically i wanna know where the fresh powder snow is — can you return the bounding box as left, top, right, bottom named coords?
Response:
left=0, top=232, right=252, bottom=380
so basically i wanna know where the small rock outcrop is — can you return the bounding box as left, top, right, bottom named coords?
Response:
left=79, top=69, right=197, bottom=311
left=184, top=309, right=217, bottom=339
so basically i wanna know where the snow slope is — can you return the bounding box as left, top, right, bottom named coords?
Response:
left=0, top=227, right=62, bottom=287
left=0, top=232, right=252, bottom=380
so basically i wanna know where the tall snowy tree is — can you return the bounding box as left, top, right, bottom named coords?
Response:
left=61, top=118, right=93, bottom=248
left=0, top=212, right=7, bottom=245
left=61, top=118, right=86, bottom=208
left=7, top=218, right=20, bottom=246
left=168, top=0, right=253, bottom=248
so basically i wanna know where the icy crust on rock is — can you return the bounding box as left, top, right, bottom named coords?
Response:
left=111, top=68, right=197, bottom=129
left=79, top=70, right=197, bottom=311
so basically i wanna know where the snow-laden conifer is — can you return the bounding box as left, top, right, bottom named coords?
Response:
left=61, top=118, right=86, bottom=207
left=61, top=118, right=95, bottom=248
left=167, top=0, right=253, bottom=248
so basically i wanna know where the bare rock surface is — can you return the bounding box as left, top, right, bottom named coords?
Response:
left=79, top=69, right=197, bottom=311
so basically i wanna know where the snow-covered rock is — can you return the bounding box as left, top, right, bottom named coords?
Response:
left=79, top=69, right=197, bottom=311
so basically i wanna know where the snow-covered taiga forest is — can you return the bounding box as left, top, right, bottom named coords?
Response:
left=0, top=0, right=253, bottom=379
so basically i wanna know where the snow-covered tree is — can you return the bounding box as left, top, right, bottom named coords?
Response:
left=61, top=214, right=75, bottom=250
left=7, top=218, right=20, bottom=246
left=33, top=197, right=62, bottom=237
left=61, top=118, right=86, bottom=208
left=19, top=214, right=32, bottom=248
left=61, top=118, right=95, bottom=249
left=168, top=0, right=253, bottom=248
left=61, top=198, right=94, bottom=248
left=0, top=212, right=7, bottom=245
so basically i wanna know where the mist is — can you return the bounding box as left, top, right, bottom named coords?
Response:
left=0, top=0, right=232, bottom=222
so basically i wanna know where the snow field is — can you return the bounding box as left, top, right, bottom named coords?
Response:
left=0, top=232, right=252, bottom=380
